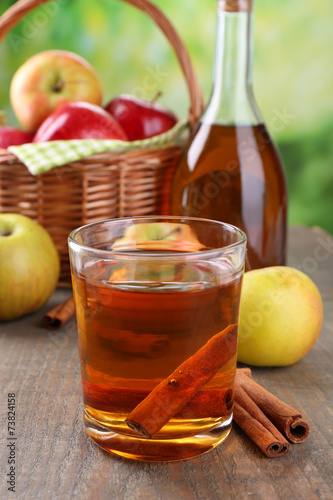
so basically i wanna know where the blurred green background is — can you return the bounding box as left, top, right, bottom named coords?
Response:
left=0, top=0, right=332, bottom=233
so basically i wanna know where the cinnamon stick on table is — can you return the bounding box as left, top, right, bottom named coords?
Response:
left=233, top=383, right=290, bottom=457
left=43, top=296, right=75, bottom=330
left=235, top=370, right=310, bottom=443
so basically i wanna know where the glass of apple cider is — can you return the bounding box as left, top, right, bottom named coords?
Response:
left=68, top=216, right=246, bottom=461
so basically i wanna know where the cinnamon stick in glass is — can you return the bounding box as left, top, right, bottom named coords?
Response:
left=83, top=381, right=233, bottom=419
left=235, top=371, right=310, bottom=443
left=43, top=296, right=75, bottom=330
left=125, top=324, right=238, bottom=438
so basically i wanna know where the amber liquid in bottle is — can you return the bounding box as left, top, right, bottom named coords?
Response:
left=171, top=122, right=287, bottom=268
left=171, top=0, right=287, bottom=269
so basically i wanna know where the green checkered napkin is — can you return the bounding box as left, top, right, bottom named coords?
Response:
left=9, top=119, right=189, bottom=176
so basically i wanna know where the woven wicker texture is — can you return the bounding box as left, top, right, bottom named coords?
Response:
left=0, top=0, right=204, bottom=285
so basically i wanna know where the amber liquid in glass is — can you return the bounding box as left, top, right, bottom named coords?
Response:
left=171, top=123, right=287, bottom=269
left=72, top=256, right=242, bottom=461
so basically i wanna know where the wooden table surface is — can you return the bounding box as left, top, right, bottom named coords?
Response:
left=1, top=226, right=332, bottom=500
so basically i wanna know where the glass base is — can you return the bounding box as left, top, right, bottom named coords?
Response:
left=84, top=411, right=233, bottom=462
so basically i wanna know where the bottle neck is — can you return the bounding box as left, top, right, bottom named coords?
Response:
left=202, top=1, right=262, bottom=125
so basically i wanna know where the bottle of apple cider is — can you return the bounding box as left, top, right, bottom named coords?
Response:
left=170, top=0, right=287, bottom=269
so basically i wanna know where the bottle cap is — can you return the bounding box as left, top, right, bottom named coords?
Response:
left=218, top=0, right=252, bottom=12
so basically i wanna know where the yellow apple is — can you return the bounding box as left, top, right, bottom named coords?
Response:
left=238, top=266, right=323, bottom=366
left=10, top=50, right=103, bottom=131
left=0, top=214, right=60, bottom=320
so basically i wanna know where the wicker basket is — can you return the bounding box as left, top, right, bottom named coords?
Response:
left=0, top=0, right=204, bottom=285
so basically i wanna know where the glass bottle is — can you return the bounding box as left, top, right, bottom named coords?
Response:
left=170, top=0, right=287, bottom=269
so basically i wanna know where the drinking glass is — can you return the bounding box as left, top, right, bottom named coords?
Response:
left=68, top=216, right=246, bottom=461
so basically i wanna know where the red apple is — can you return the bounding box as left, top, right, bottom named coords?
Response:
left=104, top=94, right=178, bottom=141
left=10, top=50, right=103, bottom=132
left=33, top=101, right=128, bottom=142
left=0, top=127, right=33, bottom=149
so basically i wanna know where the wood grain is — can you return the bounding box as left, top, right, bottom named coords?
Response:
left=1, top=226, right=332, bottom=500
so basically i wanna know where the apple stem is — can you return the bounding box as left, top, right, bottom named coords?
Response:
left=53, top=80, right=64, bottom=93
left=151, top=91, right=162, bottom=103
left=0, top=111, right=6, bottom=127
left=0, top=231, right=11, bottom=237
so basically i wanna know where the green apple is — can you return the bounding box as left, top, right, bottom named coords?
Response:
left=0, top=214, right=60, bottom=320
left=238, top=266, right=323, bottom=366
left=10, top=50, right=103, bottom=132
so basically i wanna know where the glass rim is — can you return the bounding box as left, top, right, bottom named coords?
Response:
left=68, top=216, right=247, bottom=261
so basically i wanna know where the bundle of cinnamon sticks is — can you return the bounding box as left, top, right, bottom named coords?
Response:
left=233, top=368, right=309, bottom=457
left=44, top=299, right=310, bottom=458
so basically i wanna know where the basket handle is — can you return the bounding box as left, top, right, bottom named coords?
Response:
left=0, top=0, right=204, bottom=125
